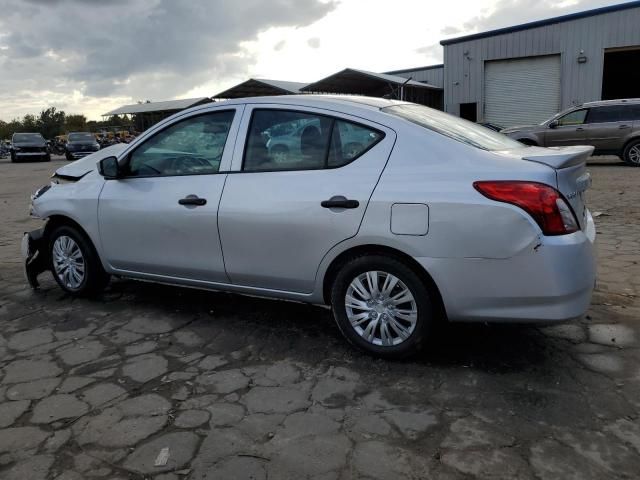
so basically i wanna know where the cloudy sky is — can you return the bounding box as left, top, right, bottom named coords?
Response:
left=0, top=0, right=623, bottom=120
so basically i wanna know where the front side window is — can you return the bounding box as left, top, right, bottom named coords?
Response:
left=126, top=110, right=234, bottom=177
left=557, top=109, right=588, bottom=126
left=244, top=109, right=383, bottom=172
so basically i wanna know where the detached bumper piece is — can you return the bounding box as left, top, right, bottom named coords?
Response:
left=21, top=228, right=49, bottom=289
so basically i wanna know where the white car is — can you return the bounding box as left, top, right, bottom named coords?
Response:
left=24, top=96, right=596, bottom=358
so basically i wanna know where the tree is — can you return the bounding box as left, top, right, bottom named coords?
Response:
left=22, top=114, right=38, bottom=132
left=64, top=114, right=87, bottom=132
left=37, top=107, right=66, bottom=139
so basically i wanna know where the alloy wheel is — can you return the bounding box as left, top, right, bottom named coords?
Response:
left=629, top=144, right=640, bottom=164
left=345, top=270, right=418, bottom=346
left=52, top=235, right=86, bottom=290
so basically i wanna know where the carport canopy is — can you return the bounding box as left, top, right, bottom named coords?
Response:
left=213, top=79, right=309, bottom=99
left=300, top=68, right=443, bottom=109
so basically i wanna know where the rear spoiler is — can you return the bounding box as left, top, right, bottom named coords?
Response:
left=522, top=145, right=594, bottom=170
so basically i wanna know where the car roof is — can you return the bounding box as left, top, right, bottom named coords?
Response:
left=580, top=98, right=640, bottom=108
left=189, top=94, right=409, bottom=115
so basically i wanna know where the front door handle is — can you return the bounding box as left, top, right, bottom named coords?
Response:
left=619, top=124, right=631, bottom=129
left=321, top=195, right=359, bottom=209
left=576, top=127, right=584, bottom=131
left=178, top=195, right=207, bottom=206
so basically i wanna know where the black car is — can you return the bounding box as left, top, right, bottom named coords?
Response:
left=10, top=133, right=50, bottom=162
left=65, top=132, right=100, bottom=160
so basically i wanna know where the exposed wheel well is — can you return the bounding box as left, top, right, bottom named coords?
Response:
left=322, top=244, right=447, bottom=320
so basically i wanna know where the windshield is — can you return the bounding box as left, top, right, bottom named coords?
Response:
left=13, top=133, right=44, bottom=142
left=68, top=132, right=95, bottom=142
left=383, top=104, right=524, bottom=151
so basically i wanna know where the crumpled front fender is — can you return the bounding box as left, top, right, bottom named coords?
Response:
left=21, top=228, right=49, bottom=289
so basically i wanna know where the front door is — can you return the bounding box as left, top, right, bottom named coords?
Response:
left=218, top=106, right=395, bottom=293
left=545, top=108, right=589, bottom=147
left=98, top=108, right=240, bottom=282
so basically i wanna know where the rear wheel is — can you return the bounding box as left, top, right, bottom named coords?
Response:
left=622, top=139, right=640, bottom=166
left=330, top=255, right=433, bottom=358
left=49, top=225, right=109, bottom=296
left=10, top=152, right=16, bottom=162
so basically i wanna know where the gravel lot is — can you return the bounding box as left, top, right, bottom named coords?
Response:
left=0, top=154, right=639, bottom=479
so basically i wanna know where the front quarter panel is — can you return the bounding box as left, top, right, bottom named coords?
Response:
left=32, top=171, right=107, bottom=264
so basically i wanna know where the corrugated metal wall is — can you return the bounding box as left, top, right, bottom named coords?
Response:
left=389, top=66, right=444, bottom=88
left=443, top=6, right=640, bottom=119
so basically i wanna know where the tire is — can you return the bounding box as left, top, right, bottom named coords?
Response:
left=330, top=255, right=434, bottom=359
left=10, top=152, right=16, bottom=163
left=48, top=224, right=110, bottom=296
left=622, top=139, right=640, bottom=166
left=65, top=152, right=72, bottom=161
left=44, top=154, right=51, bottom=162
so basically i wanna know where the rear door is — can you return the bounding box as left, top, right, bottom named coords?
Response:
left=584, top=105, right=634, bottom=152
left=545, top=109, right=589, bottom=147
left=218, top=105, right=395, bottom=293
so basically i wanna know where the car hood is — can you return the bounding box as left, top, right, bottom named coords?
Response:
left=68, top=140, right=98, bottom=145
left=54, top=143, right=127, bottom=179
left=13, top=141, right=47, bottom=147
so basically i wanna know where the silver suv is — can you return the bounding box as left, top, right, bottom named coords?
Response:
left=502, top=99, right=640, bottom=166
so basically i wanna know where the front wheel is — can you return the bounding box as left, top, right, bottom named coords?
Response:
left=623, top=139, right=640, bottom=166
left=49, top=225, right=110, bottom=296
left=330, top=255, right=434, bottom=358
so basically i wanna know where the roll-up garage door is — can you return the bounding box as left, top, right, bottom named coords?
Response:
left=484, top=55, right=561, bottom=127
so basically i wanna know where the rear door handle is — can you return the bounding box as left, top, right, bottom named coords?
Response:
left=619, top=124, right=631, bottom=129
left=178, top=195, right=207, bottom=206
left=575, top=127, right=584, bottom=131
left=321, top=195, right=359, bottom=209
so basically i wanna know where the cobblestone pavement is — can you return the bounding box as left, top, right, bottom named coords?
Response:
left=0, top=155, right=639, bottom=479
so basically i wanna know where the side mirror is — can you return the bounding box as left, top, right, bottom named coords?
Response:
left=548, top=121, right=559, bottom=129
left=98, top=156, right=121, bottom=179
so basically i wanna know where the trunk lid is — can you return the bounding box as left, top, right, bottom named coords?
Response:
left=522, top=145, right=593, bottom=230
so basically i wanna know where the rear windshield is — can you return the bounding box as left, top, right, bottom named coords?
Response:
left=383, top=104, right=524, bottom=151
left=68, top=133, right=95, bottom=142
left=13, top=133, right=44, bottom=142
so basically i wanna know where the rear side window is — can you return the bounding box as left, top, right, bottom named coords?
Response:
left=587, top=105, right=638, bottom=123
left=243, top=109, right=384, bottom=172
left=383, top=104, right=523, bottom=151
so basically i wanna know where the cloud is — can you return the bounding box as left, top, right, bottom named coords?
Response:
left=307, top=37, right=321, bottom=49
left=0, top=0, right=336, bottom=119
left=461, top=0, right=616, bottom=34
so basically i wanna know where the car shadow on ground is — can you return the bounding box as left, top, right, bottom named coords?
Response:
left=95, top=278, right=552, bottom=374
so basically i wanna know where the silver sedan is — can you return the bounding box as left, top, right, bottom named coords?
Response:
left=24, top=95, right=596, bottom=358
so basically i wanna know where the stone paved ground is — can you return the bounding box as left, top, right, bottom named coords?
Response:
left=0, top=155, right=639, bottom=479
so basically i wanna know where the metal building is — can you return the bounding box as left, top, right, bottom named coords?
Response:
left=384, top=64, right=444, bottom=89
left=300, top=68, right=443, bottom=109
left=213, top=79, right=308, bottom=99
left=103, top=97, right=212, bottom=131
left=439, top=1, right=640, bottom=127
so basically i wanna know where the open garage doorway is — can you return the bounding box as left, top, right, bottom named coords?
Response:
left=602, top=47, right=640, bottom=100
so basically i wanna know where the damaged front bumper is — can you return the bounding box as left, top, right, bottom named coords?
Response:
left=21, top=228, right=49, bottom=289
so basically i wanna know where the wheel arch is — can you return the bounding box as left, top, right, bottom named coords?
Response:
left=43, top=215, right=104, bottom=266
left=621, top=135, right=640, bottom=156
left=321, top=243, right=447, bottom=320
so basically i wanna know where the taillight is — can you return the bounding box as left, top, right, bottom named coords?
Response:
left=473, top=181, right=579, bottom=236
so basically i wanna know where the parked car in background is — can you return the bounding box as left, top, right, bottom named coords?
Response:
left=23, top=96, right=595, bottom=358
left=65, top=132, right=101, bottom=160
left=502, top=99, right=640, bottom=166
left=479, top=122, right=503, bottom=132
left=10, top=132, right=50, bottom=162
